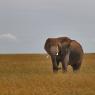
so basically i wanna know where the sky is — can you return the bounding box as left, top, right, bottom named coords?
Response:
left=0, top=0, right=95, bottom=53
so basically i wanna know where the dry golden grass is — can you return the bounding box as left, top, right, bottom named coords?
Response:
left=0, top=53, right=95, bottom=95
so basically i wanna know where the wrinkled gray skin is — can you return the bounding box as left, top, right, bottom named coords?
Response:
left=44, top=37, right=84, bottom=72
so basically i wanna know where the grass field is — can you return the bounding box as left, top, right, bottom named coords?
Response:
left=0, top=53, right=95, bottom=95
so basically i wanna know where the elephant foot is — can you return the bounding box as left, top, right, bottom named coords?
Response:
left=62, top=69, right=67, bottom=73
left=73, top=68, right=80, bottom=73
left=72, top=63, right=81, bottom=72
left=58, top=67, right=61, bottom=70
left=53, top=67, right=58, bottom=73
left=53, top=70, right=58, bottom=73
left=53, top=67, right=61, bottom=73
left=62, top=66, right=67, bottom=73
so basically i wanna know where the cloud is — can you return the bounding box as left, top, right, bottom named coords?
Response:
left=0, top=33, right=17, bottom=40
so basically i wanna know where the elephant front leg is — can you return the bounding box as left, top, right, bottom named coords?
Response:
left=61, top=54, right=69, bottom=72
left=62, top=52, right=70, bottom=72
left=62, top=61, right=67, bottom=72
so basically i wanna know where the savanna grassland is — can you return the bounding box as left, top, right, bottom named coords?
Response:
left=0, top=54, right=95, bottom=95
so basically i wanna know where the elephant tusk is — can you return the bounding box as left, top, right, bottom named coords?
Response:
left=56, top=52, right=58, bottom=55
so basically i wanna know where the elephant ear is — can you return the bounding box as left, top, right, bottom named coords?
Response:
left=62, top=41, right=70, bottom=48
left=44, top=38, right=50, bottom=53
left=58, top=37, right=71, bottom=49
left=61, top=38, right=72, bottom=48
left=61, top=39, right=72, bottom=55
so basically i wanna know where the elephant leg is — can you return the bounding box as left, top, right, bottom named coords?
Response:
left=61, top=57, right=68, bottom=72
left=61, top=52, right=69, bottom=72
left=62, top=61, right=67, bottom=72
left=71, top=61, right=81, bottom=72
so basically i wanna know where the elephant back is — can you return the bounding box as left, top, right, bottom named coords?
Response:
left=70, top=40, right=83, bottom=54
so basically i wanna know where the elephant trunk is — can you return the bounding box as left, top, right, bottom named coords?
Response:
left=51, top=55, right=58, bottom=72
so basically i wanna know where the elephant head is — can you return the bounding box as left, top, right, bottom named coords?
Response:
left=44, top=38, right=61, bottom=72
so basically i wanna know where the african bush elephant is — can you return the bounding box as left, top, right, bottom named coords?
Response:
left=44, top=37, right=84, bottom=72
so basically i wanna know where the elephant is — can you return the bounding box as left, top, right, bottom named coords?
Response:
left=44, top=37, right=84, bottom=72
